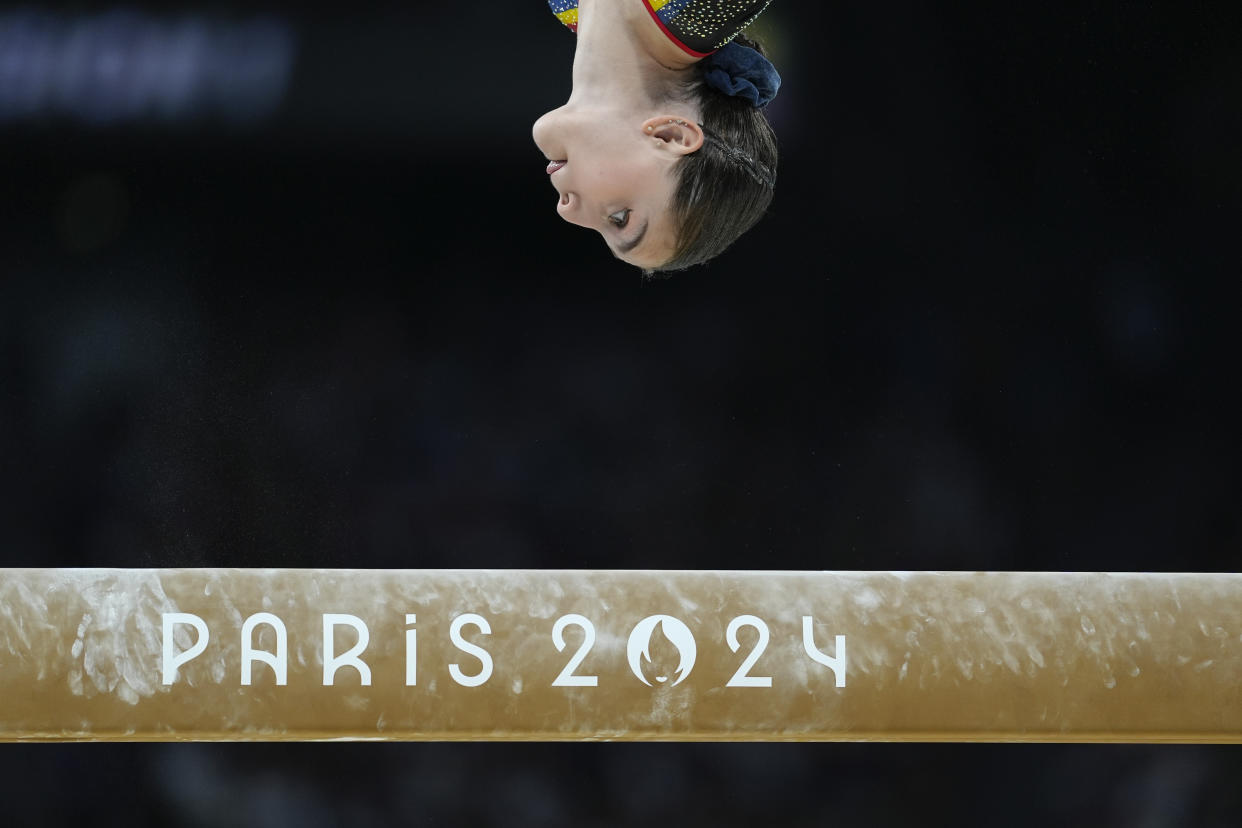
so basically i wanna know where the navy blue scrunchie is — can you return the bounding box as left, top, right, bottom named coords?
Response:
left=701, top=41, right=781, bottom=108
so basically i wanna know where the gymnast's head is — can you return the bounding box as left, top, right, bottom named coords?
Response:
left=532, top=34, right=779, bottom=275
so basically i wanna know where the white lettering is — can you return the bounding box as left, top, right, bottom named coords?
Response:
left=405, top=613, right=417, bottom=686
left=725, top=615, right=772, bottom=687
left=551, top=614, right=598, bottom=687
left=449, top=613, right=493, bottom=687
left=162, top=612, right=209, bottom=685
left=802, top=616, right=847, bottom=687
left=240, top=612, right=288, bottom=686
left=323, top=614, right=371, bottom=686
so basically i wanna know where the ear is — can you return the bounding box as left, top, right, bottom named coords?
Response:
left=641, top=116, right=704, bottom=155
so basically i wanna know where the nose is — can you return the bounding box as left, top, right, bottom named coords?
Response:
left=532, top=106, right=569, bottom=160
left=532, top=112, right=552, bottom=155
left=556, top=191, right=591, bottom=228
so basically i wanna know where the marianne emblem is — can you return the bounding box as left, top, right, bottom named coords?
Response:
left=626, top=614, right=697, bottom=687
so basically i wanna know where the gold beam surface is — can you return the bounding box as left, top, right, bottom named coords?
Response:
left=1, top=569, right=1240, bottom=742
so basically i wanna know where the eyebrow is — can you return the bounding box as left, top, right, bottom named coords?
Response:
left=610, top=219, right=649, bottom=259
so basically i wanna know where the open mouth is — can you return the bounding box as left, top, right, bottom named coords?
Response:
left=546, top=160, right=566, bottom=175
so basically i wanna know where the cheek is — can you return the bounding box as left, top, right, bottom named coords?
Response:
left=587, top=155, right=657, bottom=202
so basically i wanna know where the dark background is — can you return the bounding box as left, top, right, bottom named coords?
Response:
left=2, top=1, right=1241, bottom=825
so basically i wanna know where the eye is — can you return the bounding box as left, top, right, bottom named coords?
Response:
left=608, top=209, right=631, bottom=228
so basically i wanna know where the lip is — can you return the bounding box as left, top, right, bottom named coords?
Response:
left=546, top=160, right=566, bottom=175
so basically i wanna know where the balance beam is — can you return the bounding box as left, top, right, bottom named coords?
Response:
left=1, top=569, right=1239, bottom=742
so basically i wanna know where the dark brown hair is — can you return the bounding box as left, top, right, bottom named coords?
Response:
left=652, top=35, right=778, bottom=275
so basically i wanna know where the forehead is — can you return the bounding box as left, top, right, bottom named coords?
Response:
left=610, top=162, right=682, bottom=268
left=612, top=215, right=678, bottom=269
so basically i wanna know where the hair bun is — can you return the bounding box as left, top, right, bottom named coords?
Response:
left=701, top=41, right=781, bottom=108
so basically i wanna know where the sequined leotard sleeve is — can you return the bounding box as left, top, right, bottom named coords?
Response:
left=547, top=0, right=772, bottom=57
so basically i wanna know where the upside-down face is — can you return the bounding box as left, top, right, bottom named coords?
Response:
left=532, top=104, right=703, bottom=269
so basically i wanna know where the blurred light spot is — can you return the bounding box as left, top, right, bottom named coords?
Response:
left=0, top=9, right=295, bottom=126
